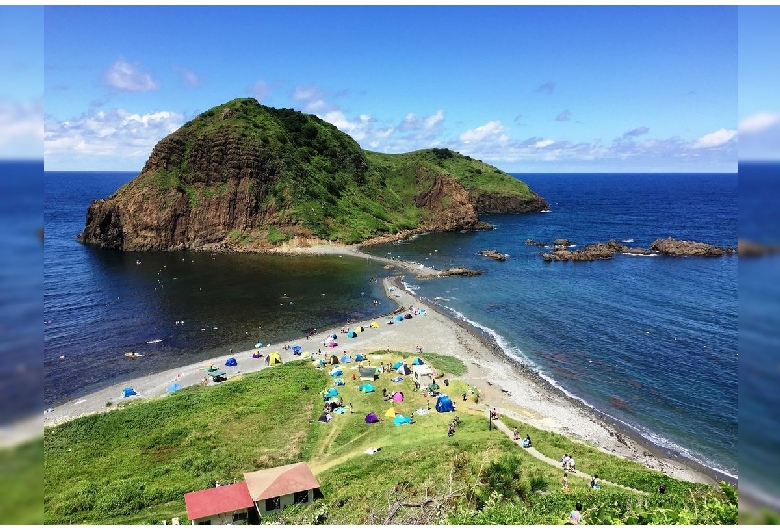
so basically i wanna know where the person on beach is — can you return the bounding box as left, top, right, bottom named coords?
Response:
left=569, top=502, right=583, bottom=524
left=562, top=473, right=570, bottom=492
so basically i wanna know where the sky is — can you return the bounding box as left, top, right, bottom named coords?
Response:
left=3, top=5, right=773, bottom=172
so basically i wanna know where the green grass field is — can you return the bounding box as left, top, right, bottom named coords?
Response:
left=43, top=353, right=737, bottom=525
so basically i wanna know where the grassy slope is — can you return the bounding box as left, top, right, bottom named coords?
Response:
left=44, top=352, right=731, bottom=525
left=128, top=98, right=538, bottom=245
left=0, top=438, right=44, bottom=524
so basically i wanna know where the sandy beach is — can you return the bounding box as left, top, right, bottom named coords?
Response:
left=43, top=245, right=718, bottom=487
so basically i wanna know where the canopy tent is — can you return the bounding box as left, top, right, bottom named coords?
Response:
left=396, top=363, right=411, bottom=375
left=365, top=412, right=380, bottom=424
left=334, top=378, right=345, bottom=386
left=395, top=315, right=404, bottom=322
left=393, top=415, right=412, bottom=426
left=359, top=367, right=377, bottom=381
left=225, top=357, right=238, bottom=367
left=404, top=313, right=413, bottom=319
left=330, top=368, right=343, bottom=377
left=384, top=406, right=397, bottom=419
left=347, top=331, right=357, bottom=338
left=268, top=352, right=282, bottom=365
left=392, top=361, right=403, bottom=370
left=370, top=321, right=379, bottom=329
left=329, top=354, right=339, bottom=365
left=435, top=394, right=454, bottom=413
left=411, top=357, right=425, bottom=365
left=359, top=383, right=375, bottom=393
left=392, top=391, right=404, bottom=403
left=324, top=388, right=339, bottom=398
left=167, top=382, right=182, bottom=393
left=122, top=387, right=137, bottom=398
left=340, top=354, right=353, bottom=363
left=292, top=345, right=302, bottom=355
left=413, top=364, right=436, bottom=387
left=355, top=354, right=366, bottom=361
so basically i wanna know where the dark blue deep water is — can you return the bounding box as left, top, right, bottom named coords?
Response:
left=44, top=171, right=737, bottom=481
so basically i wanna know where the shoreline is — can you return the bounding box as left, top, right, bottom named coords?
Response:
left=44, top=244, right=724, bottom=488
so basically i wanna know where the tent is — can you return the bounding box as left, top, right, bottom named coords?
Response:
left=365, top=412, right=380, bottom=424
left=359, top=383, right=375, bottom=393
left=404, top=313, right=413, bottom=319
left=393, top=415, right=413, bottom=426
left=370, top=321, right=379, bottom=329
left=384, top=407, right=397, bottom=419
left=411, top=357, right=425, bottom=365
left=329, top=333, right=338, bottom=340
left=327, top=341, right=338, bottom=348
left=324, top=388, right=339, bottom=398
left=392, top=391, right=404, bottom=403
left=268, top=352, right=282, bottom=365
left=341, top=354, right=353, bottom=363
left=313, top=359, right=326, bottom=367
left=395, top=315, right=404, bottom=322
left=355, top=353, right=366, bottom=361
left=392, top=361, right=403, bottom=370
left=167, top=382, right=182, bottom=393
left=329, top=354, right=339, bottom=365
left=359, top=367, right=377, bottom=381
left=435, top=394, right=454, bottom=413
left=292, top=345, right=302, bottom=355
left=355, top=326, right=364, bottom=333
left=330, top=367, right=343, bottom=377
left=225, top=357, right=238, bottom=367
left=347, top=331, right=357, bottom=338
left=302, top=352, right=312, bottom=360
left=122, top=387, right=136, bottom=398
left=334, top=378, right=345, bottom=386
left=318, top=413, right=332, bottom=423
left=397, top=363, right=411, bottom=375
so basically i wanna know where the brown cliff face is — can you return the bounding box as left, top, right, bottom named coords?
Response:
left=472, top=191, right=549, bottom=214
left=414, top=169, right=491, bottom=232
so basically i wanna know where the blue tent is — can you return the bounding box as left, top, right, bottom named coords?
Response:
left=292, top=345, right=302, bottom=354
left=334, top=378, right=345, bottom=386
left=395, top=315, right=404, bottom=322
left=359, top=383, right=375, bottom=393
left=122, top=387, right=136, bottom=398
left=341, top=354, right=353, bottom=363
left=330, top=368, right=343, bottom=377
left=225, top=357, right=237, bottom=367
left=355, top=354, right=366, bottom=361
left=411, top=358, right=424, bottom=365
left=435, top=394, right=454, bottom=413
left=393, top=415, right=412, bottom=426
left=167, top=382, right=182, bottom=393
left=347, top=331, right=357, bottom=338
left=325, top=388, right=338, bottom=398
left=392, top=361, right=403, bottom=370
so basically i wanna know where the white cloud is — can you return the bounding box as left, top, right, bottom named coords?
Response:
left=102, top=58, right=158, bottom=92
left=249, top=80, right=272, bottom=101
left=177, top=67, right=200, bottom=87
left=458, top=121, right=507, bottom=143
left=0, top=98, right=44, bottom=158
left=400, top=110, right=445, bottom=132
left=691, top=128, right=737, bottom=149
left=291, top=85, right=320, bottom=101
left=739, top=111, right=780, bottom=135
left=45, top=107, right=185, bottom=169
left=535, top=139, right=555, bottom=148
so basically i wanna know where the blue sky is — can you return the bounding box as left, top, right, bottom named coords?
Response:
left=2, top=5, right=754, bottom=172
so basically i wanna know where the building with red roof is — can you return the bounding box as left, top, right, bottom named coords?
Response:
left=244, top=462, right=322, bottom=517
left=184, top=481, right=254, bottom=525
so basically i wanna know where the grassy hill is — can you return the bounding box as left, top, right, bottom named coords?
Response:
left=43, top=355, right=736, bottom=525
left=80, top=99, right=547, bottom=251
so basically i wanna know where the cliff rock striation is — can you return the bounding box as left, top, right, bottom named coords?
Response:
left=79, top=98, right=548, bottom=252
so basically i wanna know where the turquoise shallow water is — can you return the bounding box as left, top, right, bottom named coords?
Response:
left=44, top=171, right=737, bottom=482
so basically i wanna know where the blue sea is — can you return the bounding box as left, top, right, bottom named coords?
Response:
left=44, top=170, right=738, bottom=482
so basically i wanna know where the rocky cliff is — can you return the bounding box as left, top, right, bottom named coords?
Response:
left=79, top=98, right=547, bottom=252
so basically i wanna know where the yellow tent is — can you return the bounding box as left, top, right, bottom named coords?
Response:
left=302, top=351, right=312, bottom=360
left=384, top=406, right=397, bottom=419
left=269, top=352, right=282, bottom=365
left=355, top=326, right=362, bottom=334
left=370, top=321, right=379, bottom=329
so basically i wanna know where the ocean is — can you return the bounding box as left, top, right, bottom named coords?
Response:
left=44, top=170, right=738, bottom=482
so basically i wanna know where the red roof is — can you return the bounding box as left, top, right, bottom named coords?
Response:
left=184, top=482, right=254, bottom=521
left=244, top=462, right=320, bottom=501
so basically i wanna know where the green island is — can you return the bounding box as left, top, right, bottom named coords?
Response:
left=43, top=356, right=738, bottom=525
left=79, top=98, right=548, bottom=252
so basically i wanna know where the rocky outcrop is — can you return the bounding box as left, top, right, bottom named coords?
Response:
left=540, top=237, right=735, bottom=262
left=472, top=191, right=549, bottom=214
left=738, top=239, right=780, bottom=257
left=478, top=250, right=508, bottom=261
left=526, top=239, right=546, bottom=247
left=414, top=169, right=491, bottom=232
